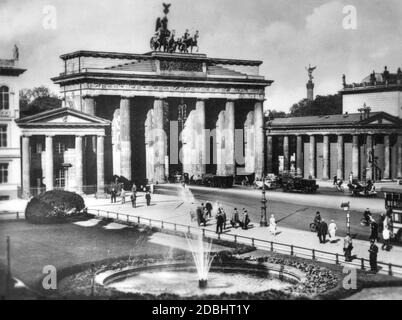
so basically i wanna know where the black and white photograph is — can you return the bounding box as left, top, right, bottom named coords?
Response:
left=0, top=0, right=402, bottom=306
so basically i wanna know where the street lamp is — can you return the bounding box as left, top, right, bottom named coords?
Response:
left=260, top=175, right=268, bottom=226
left=341, top=201, right=351, bottom=236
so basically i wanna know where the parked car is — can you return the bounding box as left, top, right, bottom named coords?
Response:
left=280, top=176, right=319, bottom=193
left=347, top=179, right=377, bottom=197
left=254, top=174, right=280, bottom=190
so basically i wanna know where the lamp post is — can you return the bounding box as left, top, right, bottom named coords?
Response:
left=260, top=176, right=268, bottom=226
left=341, top=201, right=351, bottom=236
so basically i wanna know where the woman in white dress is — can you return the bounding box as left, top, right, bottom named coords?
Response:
left=269, top=214, right=277, bottom=235
left=328, top=220, right=337, bottom=243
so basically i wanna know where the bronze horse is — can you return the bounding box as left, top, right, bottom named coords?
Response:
left=150, top=30, right=199, bottom=53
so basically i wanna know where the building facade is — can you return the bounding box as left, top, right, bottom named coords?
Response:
left=15, top=50, right=271, bottom=196
left=341, top=67, right=402, bottom=118
left=0, top=48, right=26, bottom=200
left=266, top=112, right=402, bottom=181
left=266, top=67, right=402, bottom=182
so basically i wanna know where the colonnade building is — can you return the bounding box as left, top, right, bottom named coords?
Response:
left=266, top=69, right=402, bottom=181
left=16, top=51, right=272, bottom=196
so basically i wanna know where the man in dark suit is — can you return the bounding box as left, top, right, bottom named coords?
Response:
left=318, top=219, right=328, bottom=243
left=368, top=239, right=379, bottom=272
left=145, top=191, right=151, bottom=206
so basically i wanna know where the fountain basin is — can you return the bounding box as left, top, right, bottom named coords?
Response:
left=98, top=262, right=305, bottom=297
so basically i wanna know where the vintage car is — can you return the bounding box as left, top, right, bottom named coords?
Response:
left=202, top=174, right=234, bottom=188
left=280, top=176, right=319, bottom=193
left=254, top=174, right=280, bottom=190
left=347, top=179, right=377, bottom=197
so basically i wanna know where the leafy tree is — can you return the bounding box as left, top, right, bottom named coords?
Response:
left=266, top=109, right=288, bottom=119
left=20, top=86, right=62, bottom=117
left=289, top=94, right=342, bottom=117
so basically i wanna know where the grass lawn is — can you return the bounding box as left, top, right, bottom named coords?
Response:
left=0, top=220, right=170, bottom=297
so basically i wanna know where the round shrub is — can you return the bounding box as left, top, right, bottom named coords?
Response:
left=25, top=190, right=86, bottom=224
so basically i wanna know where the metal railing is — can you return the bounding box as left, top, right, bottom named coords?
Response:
left=87, top=208, right=402, bottom=278
left=0, top=211, right=23, bottom=220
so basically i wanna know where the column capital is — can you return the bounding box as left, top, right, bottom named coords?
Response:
left=196, top=97, right=208, bottom=102
left=45, top=134, right=55, bottom=138
left=82, top=95, right=95, bottom=100
left=22, top=134, right=32, bottom=138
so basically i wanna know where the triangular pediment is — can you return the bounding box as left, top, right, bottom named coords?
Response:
left=360, top=112, right=402, bottom=126
left=16, top=108, right=110, bottom=126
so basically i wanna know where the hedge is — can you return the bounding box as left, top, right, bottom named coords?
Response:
left=25, top=190, right=86, bottom=224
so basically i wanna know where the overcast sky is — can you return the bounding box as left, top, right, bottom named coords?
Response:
left=1, top=0, right=401, bottom=112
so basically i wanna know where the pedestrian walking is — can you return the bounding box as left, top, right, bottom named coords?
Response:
left=343, top=235, right=353, bottom=262
left=241, top=209, right=250, bottom=230
left=111, top=187, right=117, bottom=203
left=369, top=220, right=379, bottom=241
left=196, top=204, right=206, bottom=227
left=131, top=192, right=137, bottom=208
left=205, top=202, right=213, bottom=218
left=145, top=191, right=151, bottom=206
left=368, top=239, right=379, bottom=272
left=382, top=226, right=391, bottom=251
left=121, top=188, right=126, bottom=204
left=222, top=208, right=227, bottom=230
left=230, top=208, right=240, bottom=228
left=216, top=209, right=224, bottom=234
left=328, top=220, right=337, bottom=243
left=269, top=214, right=277, bottom=235
left=318, top=219, right=328, bottom=244
left=131, top=183, right=137, bottom=194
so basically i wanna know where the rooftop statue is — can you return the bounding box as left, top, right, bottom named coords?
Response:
left=306, top=64, right=316, bottom=81
left=150, top=3, right=199, bottom=53
left=13, top=44, right=19, bottom=61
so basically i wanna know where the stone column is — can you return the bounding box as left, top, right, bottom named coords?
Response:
left=22, top=135, right=31, bottom=197
left=75, top=135, right=83, bottom=194
left=283, top=135, right=289, bottom=174
left=352, top=135, right=359, bottom=179
left=322, top=135, right=330, bottom=180
left=83, top=97, right=96, bottom=115
left=153, top=98, right=166, bottom=182
left=120, top=97, right=132, bottom=180
left=225, top=100, right=235, bottom=176
left=266, top=135, right=273, bottom=174
left=366, top=134, right=373, bottom=180
left=397, top=135, right=402, bottom=179
left=337, top=134, right=344, bottom=180
left=45, top=135, right=54, bottom=191
left=254, top=101, right=264, bottom=179
left=383, top=135, right=390, bottom=180
left=296, top=135, right=303, bottom=176
left=196, top=99, right=206, bottom=176
left=309, top=135, right=316, bottom=178
left=96, top=135, right=105, bottom=195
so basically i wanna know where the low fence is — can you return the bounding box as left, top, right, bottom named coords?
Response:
left=87, top=208, right=402, bottom=278
left=0, top=211, right=23, bottom=221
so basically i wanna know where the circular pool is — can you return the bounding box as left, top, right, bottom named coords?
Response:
left=99, top=263, right=302, bottom=297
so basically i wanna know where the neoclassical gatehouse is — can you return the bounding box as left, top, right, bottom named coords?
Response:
left=16, top=50, right=272, bottom=196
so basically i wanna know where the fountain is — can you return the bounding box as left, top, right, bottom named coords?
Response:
left=185, top=231, right=215, bottom=288
left=83, top=184, right=305, bottom=298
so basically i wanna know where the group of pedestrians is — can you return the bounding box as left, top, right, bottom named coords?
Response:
left=314, top=211, right=338, bottom=244
left=110, top=183, right=152, bottom=208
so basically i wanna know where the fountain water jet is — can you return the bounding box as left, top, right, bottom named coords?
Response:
left=185, top=231, right=215, bottom=288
